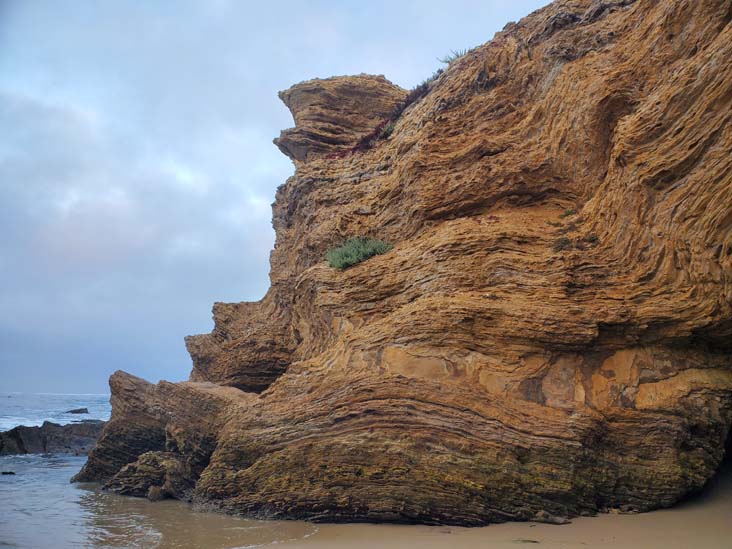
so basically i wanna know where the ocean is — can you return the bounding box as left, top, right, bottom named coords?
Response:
left=0, top=392, right=111, bottom=431
left=0, top=393, right=317, bottom=548
left=0, top=454, right=318, bottom=548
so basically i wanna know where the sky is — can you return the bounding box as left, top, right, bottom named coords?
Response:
left=0, top=0, right=548, bottom=393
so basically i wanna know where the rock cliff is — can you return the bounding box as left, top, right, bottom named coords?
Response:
left=76, top=0, right=732, bottom=525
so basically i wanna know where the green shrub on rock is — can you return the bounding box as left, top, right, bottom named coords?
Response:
left=326, top=238, right=392, bottom=270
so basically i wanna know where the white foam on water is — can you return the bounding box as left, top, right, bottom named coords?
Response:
left=0, top=392, right=111, bottom=431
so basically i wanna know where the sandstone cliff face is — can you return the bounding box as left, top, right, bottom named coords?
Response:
left=78, top=0, right=732, bottom=525
left=273, top=74, right=407, bottom=162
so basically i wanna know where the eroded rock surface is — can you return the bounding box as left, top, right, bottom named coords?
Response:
left=81, top=0, right=732, bottom=525
left=273, top=74, right=406, bottom=162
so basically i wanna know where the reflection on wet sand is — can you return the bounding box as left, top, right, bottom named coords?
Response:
left=77, top=489, right=317, bottom=548
left=1, top=455, right=730, bottom=548
left=0, top=455, right=316, bottom=548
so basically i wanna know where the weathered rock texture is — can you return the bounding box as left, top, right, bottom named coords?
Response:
left=273, top=74, right=406, bottom=162
left=80, top=0, right=732, bottom=524
left=1, top=420, right=105, bottom=456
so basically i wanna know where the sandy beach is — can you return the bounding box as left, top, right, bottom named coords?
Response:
left=2, top=453, right=730, bottom=548
left=280, top=464, right=732, bottom=549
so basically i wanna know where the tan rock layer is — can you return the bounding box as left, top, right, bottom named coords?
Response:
left=273, top=74, right=407, bottom=162
left=82, top=0, right=732, bottom=525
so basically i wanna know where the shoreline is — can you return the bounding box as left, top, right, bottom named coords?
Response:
left=2, top=454, right=729, bottom=548
left=276, top=464, right=732, bottom=549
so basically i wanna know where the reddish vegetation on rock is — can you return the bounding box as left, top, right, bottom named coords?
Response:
left=78, top=0, right=732, bottom=525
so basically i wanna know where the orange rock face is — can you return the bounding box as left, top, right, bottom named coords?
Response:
left=273, top=74, right=406, bottom=162
left=80, top=0, right=732, bottom=525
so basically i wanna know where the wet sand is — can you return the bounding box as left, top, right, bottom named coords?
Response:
left=0, top=455, right=318, bottom=548
left=1, top=454, right=729, bottom=547
left=281, top=464, right=732, bottom=549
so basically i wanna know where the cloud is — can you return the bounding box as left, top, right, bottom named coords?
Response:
left=0, top=0, right=547, bottom=392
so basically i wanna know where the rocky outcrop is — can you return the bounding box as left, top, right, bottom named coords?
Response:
left=0, top=420, right=105, bottom=456
left=104, top=451, right=195, bottom=501
left=81, top=0, right=732, bottom=525
left=184, top=298, right=294, bottom=392
left=72, top=371, right=248, bottom=484
left=273, top=74, right=407, bottom=162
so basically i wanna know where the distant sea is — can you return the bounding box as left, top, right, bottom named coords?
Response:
left=0, top=392, right=112, bottom=431
left=0, top=392, right=319, bottom=547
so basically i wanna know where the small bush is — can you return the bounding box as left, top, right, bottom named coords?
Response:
left=385, top=68, right=445, bottom=127
left=438, top=48, right=472, bottom=65
left=420, top=68, right=444, bottom=88
left=397, top=81, right=431, bottom=115
left=326, top=238, right=393, bottom=270
left=379, top=121, right=396, bottom=139
left=553, top=237, right=572, bottom=252
left=559, top=208, right=577, bottom=218
left=584, top=233, right=599, bottom=244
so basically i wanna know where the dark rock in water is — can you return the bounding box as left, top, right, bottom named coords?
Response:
left=1, top=471, right=16, bottom=475
left=0, top=420, right=105, bottom=456
left=66, top=408, right=89, bottom=414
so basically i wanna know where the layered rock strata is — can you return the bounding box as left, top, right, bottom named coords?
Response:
left=79, top=0, right=732, bottom=524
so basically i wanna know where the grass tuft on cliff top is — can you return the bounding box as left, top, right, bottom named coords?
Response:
left=326, top=238, right=392, bottom=270
left=438, top=48, right=473, bottom=65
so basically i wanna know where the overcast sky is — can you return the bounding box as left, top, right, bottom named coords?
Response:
left=0, top=0, right=547, bottom=393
